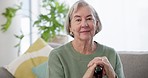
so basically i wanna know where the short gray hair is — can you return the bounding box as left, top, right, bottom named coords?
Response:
left=65, top=0, right=102, bottom=37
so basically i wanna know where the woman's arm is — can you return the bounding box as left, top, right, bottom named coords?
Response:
left=115, top=54, right=125, bottom=78
left=47, top=50, right=64, bottom=78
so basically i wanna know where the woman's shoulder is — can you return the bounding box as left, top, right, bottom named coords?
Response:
left=95, top=42, right=117, bottom=55
left=102, top=44, right=115, bottom=52
left=49, top=42, right=71, bottom=55
left=95, top=42, right=115, bottom=51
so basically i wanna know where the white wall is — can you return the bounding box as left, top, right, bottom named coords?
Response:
left=67, top=0, right=148, bottom=51
left=0, top=0, right=21, bottom=66
left=93, top=0, right=148, bottom=51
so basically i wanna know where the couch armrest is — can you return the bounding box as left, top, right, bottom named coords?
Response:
left=0, top=67, right=15, bottom=78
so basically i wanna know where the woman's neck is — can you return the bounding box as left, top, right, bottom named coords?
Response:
left=72, top=39, right=96, bottom=55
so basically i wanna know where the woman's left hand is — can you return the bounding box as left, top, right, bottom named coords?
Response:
left=87, top=56, right=116, bottom=78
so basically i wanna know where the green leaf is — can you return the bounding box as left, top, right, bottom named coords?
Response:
left=1, top=18, right=12, bottom=32
left=34, top=0, right=69, bottom=42
left=1, top=5, right=21, bottom=32
left=14, top=34, right=24, bottom=40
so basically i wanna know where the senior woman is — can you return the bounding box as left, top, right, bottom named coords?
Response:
left=47, top=0, right=125, bottom=78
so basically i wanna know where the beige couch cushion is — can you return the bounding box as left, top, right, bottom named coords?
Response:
left=119, top=52, right=148, bottom=78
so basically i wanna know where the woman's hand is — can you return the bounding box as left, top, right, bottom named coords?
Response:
left=83, top=56, right=116, bottom=78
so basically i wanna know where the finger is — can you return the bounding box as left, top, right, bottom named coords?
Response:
left=88, top=57, right=104, bottom=67
left=87, top=61, right=94, bottom=67
left=83, top=63, right=97, bottom=78
left=101, top=56, right=116, bottom=77
left=102, top=56, right=109, bottom=63
left=94, top=57, right=103, bottom=61
left=87, top=57, right=101, bottom=67
left=102, top=68, right=106, bottom=76
left=88, top=63, right=97, bottom=75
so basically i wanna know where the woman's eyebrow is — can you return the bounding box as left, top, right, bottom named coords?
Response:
left=86, top=14, right=92, bottom=17
left=70, top=15, right=80, bottom=20
left=72, top=14, right=92, bottom=19
left=74, top=15, right=81, bottom=18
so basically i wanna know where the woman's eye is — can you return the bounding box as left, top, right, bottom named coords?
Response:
left=87, top=18, right=93, bottom=20
left=76, top=19, right=81, bottom=22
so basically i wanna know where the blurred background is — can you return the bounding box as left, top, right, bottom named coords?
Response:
left=0, top=0, right=148, bottom=66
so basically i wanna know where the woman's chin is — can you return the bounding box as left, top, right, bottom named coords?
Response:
left=80, top=35, right=92, bottom=40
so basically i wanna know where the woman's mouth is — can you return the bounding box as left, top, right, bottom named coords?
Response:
left=80, top=30, right=90, bottom=33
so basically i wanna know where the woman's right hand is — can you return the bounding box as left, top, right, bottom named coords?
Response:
left=83, top=56, right=116, bottom=78
left=83, top=62, right=97, bottom=78
left=83, top=57, right=103, bottom=78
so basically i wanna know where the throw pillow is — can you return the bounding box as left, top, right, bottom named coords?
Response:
left=32, top=61, right=48, bottom=78
left=4, top=38, right=53, bottom=78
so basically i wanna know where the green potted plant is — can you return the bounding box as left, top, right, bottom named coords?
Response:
left=34, top=0, right=69, bottom=42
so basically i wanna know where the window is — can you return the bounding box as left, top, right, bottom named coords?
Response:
left=20, top=0, right=40, bottom=55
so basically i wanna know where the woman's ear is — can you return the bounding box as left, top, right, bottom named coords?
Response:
left=95, top=20, right=99, bottom=34
left=96, top=20, right=99, bottom=26
left=95, top=20, right=99, bottom=30
left=69, top=27, right=74, bottom=37
left=69, top=25, right=73, bottom=32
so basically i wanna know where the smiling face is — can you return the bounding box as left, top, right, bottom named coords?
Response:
left=70, top=6, right=98, bottom=41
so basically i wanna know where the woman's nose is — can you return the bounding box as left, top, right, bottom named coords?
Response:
left=81, top=20, right=88, bottom=27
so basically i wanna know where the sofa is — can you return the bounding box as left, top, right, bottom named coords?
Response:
left=119, top=51, right=148, bottom=78
left=0, top=38, right=148, bottom=78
